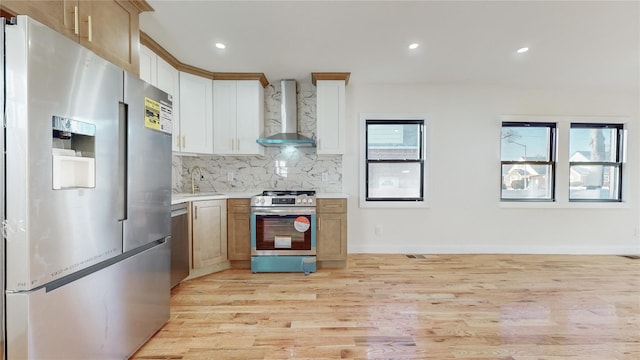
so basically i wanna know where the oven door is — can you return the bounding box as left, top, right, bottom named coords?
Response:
left=251, top=207, right=316, bottom=256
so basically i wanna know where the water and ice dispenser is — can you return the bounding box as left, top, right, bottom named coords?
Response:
left=52, top=116, right=96, bottom=189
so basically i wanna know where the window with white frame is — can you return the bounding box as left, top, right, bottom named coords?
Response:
left=569, top=123, right=624, bottom=202
left=500, top=122, right=556, bottom=201
left=365, top=119, right=425, bottom=202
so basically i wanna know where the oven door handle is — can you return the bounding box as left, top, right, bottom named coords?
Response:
left=251, top=207, right=316, bottom=216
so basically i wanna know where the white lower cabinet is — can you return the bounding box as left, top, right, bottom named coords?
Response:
left=213, top=80, right=264, bottom=155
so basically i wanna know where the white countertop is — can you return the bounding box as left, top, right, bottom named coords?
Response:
left=171, top=192, right=348, bottom=204
left=316, top=193, right=349, bottom=199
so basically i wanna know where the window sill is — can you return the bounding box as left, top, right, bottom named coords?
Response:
left=359, top=200, right=430, bottom=209
left=499, top=201, right=629, bottom=209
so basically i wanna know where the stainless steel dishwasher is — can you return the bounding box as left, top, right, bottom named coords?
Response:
left=171, top=203, right=190, bottom=288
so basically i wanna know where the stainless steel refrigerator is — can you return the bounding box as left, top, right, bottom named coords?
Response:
left=1, top=16, right=173, bottom=359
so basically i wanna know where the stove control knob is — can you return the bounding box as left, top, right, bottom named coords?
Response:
left=296, top=198, right=301, bottom=204
left=259, top=198, right=265, bottom=204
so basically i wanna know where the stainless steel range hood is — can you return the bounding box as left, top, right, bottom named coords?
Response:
left=256, top=79, right=316, bottom=147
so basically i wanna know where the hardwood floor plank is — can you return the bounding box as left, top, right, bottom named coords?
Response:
left=131, top=254, right=640, bottom=360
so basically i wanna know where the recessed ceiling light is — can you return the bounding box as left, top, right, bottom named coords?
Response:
left=215, top=43, right=226, bottom=49
left=516, top=47, right=529, bottom=54
left=408, top=43, right=419, bottom=50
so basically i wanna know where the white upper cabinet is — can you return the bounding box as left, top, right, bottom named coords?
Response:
left=156, top=57, right=181, bottom=152
left=179, top=72, right=213, bottom=154
left=213, top=80, right=264, bottom=155
left=212, top=80, right=236, bottom=154
left=316, top=80, right=346, bottom=154
left=139, top=45, right=157, bottom=85
left=139, top=45, right=181, bottom=152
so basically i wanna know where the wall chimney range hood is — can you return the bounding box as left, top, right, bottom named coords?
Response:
left=256, top=79, right=316, bottom=147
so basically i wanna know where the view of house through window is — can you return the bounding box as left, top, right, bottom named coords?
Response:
left=569, top=123, right=623, bottom=201
left=500, top=122, right=556, bottom=201
left=366, top=120, right=424, bottom=201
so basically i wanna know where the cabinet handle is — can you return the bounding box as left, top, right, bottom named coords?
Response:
left=237, top=138, right=240, bottom=151
left=231, top=138, right=234, bottom=151
left=177, top=135, right=181, bottom=147
left=182, top=136, right=186, bottom=149
left=74, top=6, right=79, bottom=35
left=194, top=206, right=198, bottom=220
left=87, top=15, right=92, bottom=42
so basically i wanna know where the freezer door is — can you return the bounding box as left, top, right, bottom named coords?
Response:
left=123, top=73, right=172, bottom=252
left=4, top=16, right=124, bottom=291
left=6, top=239, right=170, bottom=360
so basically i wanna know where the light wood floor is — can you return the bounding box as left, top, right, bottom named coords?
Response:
left=131, top=254, right=640, bottom=360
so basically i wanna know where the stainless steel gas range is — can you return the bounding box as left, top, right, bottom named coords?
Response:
left=250, top=190, right=317, bottom=274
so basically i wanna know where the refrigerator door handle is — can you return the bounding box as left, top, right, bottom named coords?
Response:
left=118, top=102, right=128, bottom=221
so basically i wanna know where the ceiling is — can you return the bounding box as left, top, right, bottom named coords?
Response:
left=140, top=1, right=639, bottom=90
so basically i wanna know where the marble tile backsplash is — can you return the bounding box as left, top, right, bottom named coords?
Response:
left=172, top=82, right=342, bottom=194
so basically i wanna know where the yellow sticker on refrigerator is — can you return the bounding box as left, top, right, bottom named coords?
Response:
left=144, top=97, right=161, bottom=130
left=144, top=97, right=172, bottom=134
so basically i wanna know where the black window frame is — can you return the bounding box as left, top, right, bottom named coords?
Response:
left=365, top=119, right=425, bottom=202
left=500, top=122, right=557, bottom=202
left=569, top=123, right=624, bottom=202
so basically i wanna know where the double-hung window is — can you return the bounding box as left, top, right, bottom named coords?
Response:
left=569, top=123, right=624, bottom=202
left=365, top=119, right=424, bottom=202
left=500, top=122, right=556, bottom=201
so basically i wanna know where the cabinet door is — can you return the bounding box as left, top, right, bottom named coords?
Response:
left=2, top=0, right=70, bottom=37
left=316, top=212, right=347, bottom=261
left=192, top=200, right=227, bottom=268
left=236, top=81, right=264, bottom=155
left=4, top=0, right=140, bottom=75
left=179, top=72, right=213, bottom=154
left=316, top=80, right=346, bottom=154
left=156, top=57, right=180, bottom=152
left=1, top=0, right=76, bottom=40
left=227, top=199, right=251, bottom=261
left=78, top=0, right=140, bottom=74
left=139, top=45, right=157, bottom=85
left=212, top=80, right=237, bottom=155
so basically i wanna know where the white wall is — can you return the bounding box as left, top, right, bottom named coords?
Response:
left=343, top=83, right=640, bottom=254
